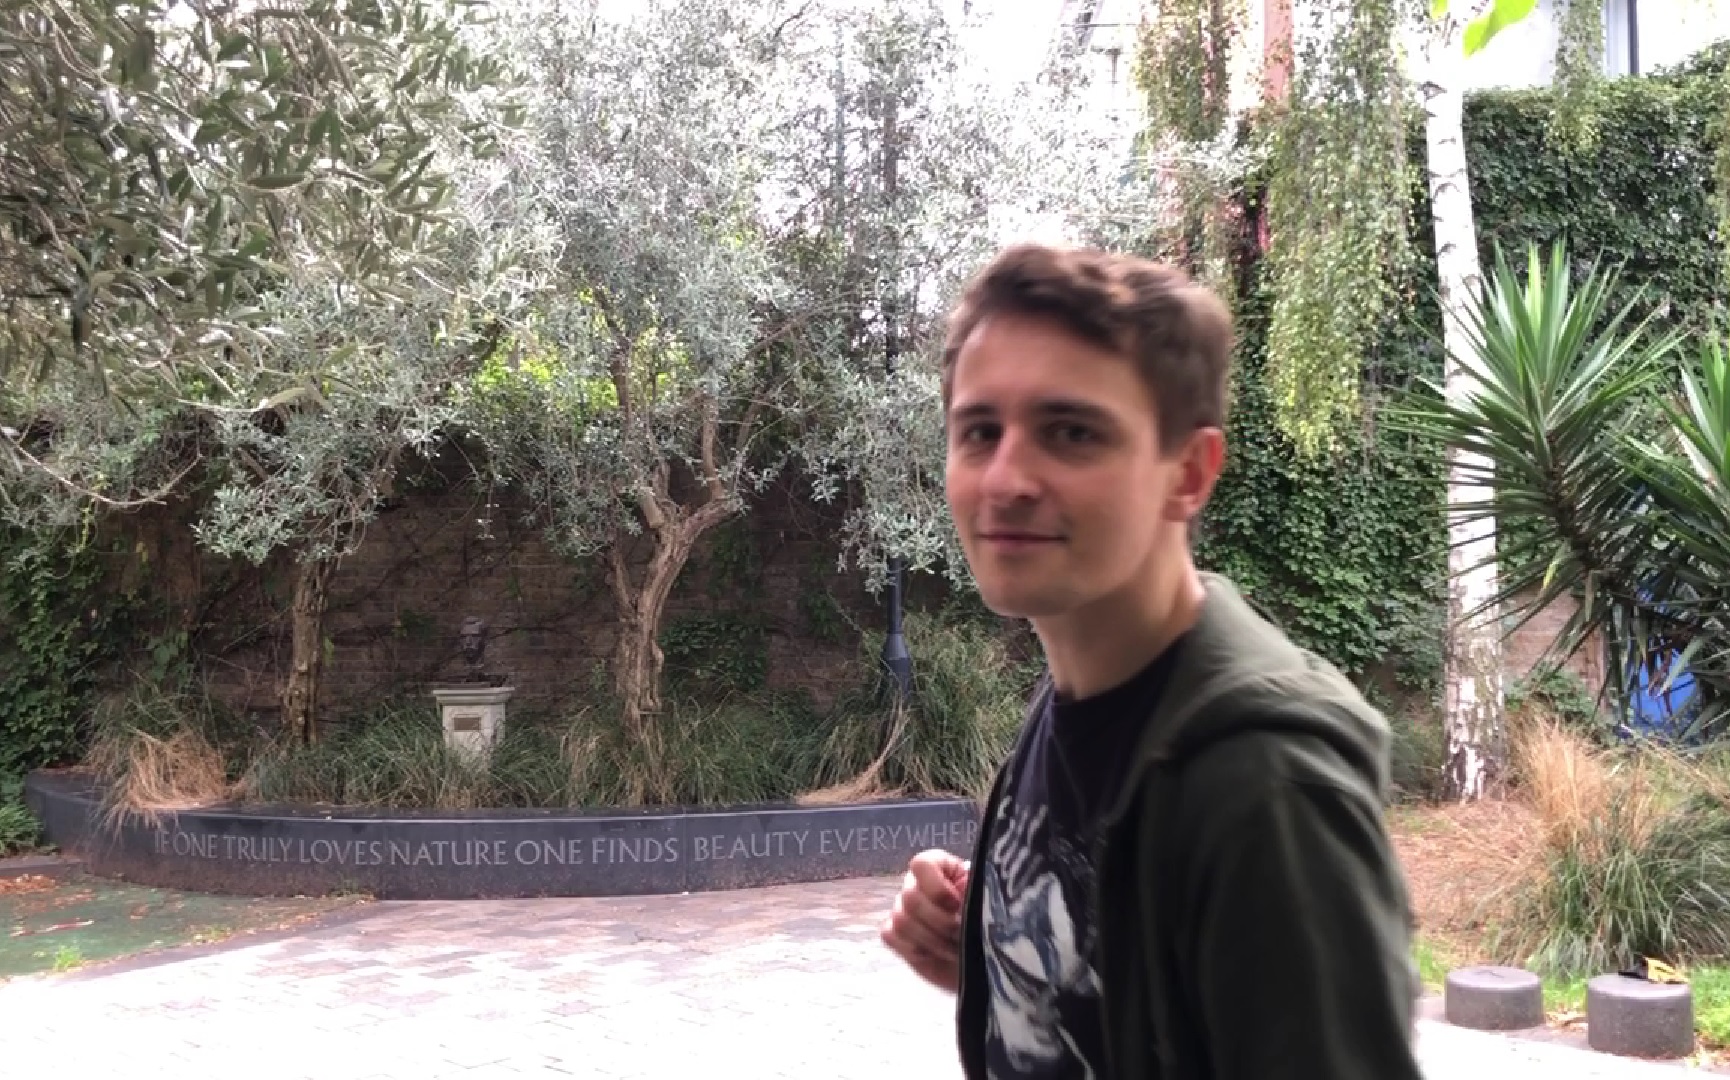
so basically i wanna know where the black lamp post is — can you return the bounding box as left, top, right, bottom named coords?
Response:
left=882, top=555, right=913, bottom=700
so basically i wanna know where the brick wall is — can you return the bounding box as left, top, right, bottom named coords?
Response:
left=118, top=472, right=888, bottom=726
left=103, top=482, right=1596, bottom=727
left=1502, top=588, right=1606, bottom=694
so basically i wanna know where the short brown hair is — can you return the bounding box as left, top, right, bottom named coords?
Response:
left=941, top=245, right=1234, bottom=453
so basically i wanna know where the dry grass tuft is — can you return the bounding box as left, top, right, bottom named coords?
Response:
left=798, top=703, right=908, bottom=807
left=90, top=727, right=232, bottom=828
left=1487, top=717, right=1730, bottom=975
left=1517, top=719, right=1613, bottom=847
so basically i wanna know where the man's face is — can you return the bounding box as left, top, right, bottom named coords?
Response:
left=944, top=312, right=1219, bottom=620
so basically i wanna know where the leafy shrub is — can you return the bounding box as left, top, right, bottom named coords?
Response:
left=660, top=613, right=769, bottom=695
left=243, top=689, right=832, bottom=810
left=89, top=609, right=1035, bottom=812
left=246, top=698, right=562, bottom=809
left=1508, top=667, right=1606, bottom=745
left=564, top=691, right=829, bottom=808
left=1387, top=704, right=1446, bottom=803
left=0, top=773, right=42, bottom=856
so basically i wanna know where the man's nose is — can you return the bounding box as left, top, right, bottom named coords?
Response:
left=980, top=429, right=1040, bottom=504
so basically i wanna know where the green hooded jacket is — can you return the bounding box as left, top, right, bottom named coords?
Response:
left=955, top=574, right=1423, bottom=1080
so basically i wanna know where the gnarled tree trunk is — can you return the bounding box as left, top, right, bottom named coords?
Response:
left=602, top=365, right=750, bottom=802
left=1423, top=25, right=1506, bottom=801
left=608, top=498, right=734, bottom=803
left=282, top=556, right=337, bottom=745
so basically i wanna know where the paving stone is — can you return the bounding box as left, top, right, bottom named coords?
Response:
left=0, top=875, right=1717, bottom=1079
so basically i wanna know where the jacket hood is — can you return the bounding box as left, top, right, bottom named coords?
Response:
left=1104, top=573, right=1395, bottom=825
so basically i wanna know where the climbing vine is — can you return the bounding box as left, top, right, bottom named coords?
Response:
left=1130, top=0, right=1251, bottom=303
left=0, top=525, right=139, bottom=775
left=1186, top=27, right=1728, bottom=684
left=1135, top=0, right=1240, bottom=144
left=1135, top=0, right=1418, bottom=457
left=1261, top=0, right=1413, bottom=457
left=1549, top=0, right=1605, bottom=150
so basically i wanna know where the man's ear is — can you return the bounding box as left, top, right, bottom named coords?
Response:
left=1164, top=426, right=1226, bottom=524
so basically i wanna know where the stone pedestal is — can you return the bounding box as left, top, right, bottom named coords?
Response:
left=431, top=685, right=515, bottom=763
left=1587, top=973, right=1695, bottom=1058
left=1444, top=966, right=1545, bottom=1030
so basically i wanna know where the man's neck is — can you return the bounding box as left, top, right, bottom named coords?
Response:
left=1032, top=556, right=1206, bottom=702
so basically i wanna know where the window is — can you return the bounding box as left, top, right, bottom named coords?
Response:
left=1604, top=0, right=1639, bottom=77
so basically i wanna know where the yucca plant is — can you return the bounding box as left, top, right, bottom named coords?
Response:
left=1401, top=242, right=1730, bottom=734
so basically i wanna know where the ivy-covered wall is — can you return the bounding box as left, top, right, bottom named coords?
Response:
left=1198, top=47, right=1728, bottom=688
left=0, top=527, right=146, bottom=776
left=1198, top=261, right=1445, bottom=687
left=1468, top=53, right=1726, bottom=338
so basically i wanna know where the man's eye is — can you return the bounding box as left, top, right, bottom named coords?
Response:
left=959, top=424, right=999, bottom=444
left=1051, top=423, right=1096, bottom=445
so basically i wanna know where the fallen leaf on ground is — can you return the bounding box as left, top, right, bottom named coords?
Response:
left=0, top=875, right=54, bottom=895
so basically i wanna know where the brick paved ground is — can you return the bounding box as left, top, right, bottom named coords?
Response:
left=0, top=876, right=1709, bottom=1079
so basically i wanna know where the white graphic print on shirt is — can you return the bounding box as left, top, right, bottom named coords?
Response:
left=981, top=792, right=1103, bottom=1080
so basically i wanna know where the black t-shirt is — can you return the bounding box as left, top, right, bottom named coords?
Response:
left=980, top=641, right=1184, bottom=1080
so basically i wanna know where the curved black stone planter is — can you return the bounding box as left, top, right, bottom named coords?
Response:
left=25, top=770, right=980, bottom=900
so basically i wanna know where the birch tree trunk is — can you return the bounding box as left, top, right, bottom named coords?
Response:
left=1422, top=23, right=1506, bottom=801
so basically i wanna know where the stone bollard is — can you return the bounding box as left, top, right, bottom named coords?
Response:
left=1444, top=966, right=1545, bottom=1031
left=1587, top=974, right=1694, bottom=1059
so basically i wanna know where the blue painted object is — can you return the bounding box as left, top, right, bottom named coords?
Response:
left=1624, top=654, right=1699, bottom=738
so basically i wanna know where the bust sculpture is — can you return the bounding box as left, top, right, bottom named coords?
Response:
left=458, top=616, right=488, bottom=683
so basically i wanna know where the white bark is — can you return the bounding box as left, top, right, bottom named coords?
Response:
left=1422, top=19, right=1506, bottom=802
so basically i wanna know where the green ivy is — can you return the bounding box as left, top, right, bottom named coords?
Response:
left=1133, top=0, right=1237, bottom=145
left=0, top=773, right=41, bottom=855
left=0, top=527, right=138, bottom=776
left=1260, top=0, right=1412, bottom=456
left=1508, top=666, right=1604, bottom=741
left=1466, top=62, right=1727, bottom=340
left=1200, top=256, right=1446, bottom=686
left=703, top=519, right=761, bottom=603
left=660, top=613, right=769, bottom=695
left=1548, top=0, right=1605, bottom=150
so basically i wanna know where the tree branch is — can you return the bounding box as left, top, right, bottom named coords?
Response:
left=3, top=435, right=199, bottom=510
left=637, top=487, right=667, bottom=533
left=699, top=395, right=725, bottom=503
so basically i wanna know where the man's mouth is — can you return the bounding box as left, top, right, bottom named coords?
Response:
left=977, top=531, right=1063, bottom=550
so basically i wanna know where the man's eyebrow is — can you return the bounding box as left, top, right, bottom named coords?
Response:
left=1032, top=399, right=1116, bottom=423
left=947, top=398, right=1118, bottom=422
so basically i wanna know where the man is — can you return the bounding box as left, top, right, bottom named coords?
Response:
left=880, top=245, right=1422, bottom=1080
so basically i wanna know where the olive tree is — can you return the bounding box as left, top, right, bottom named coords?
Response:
left=191, top=227, right=516, bottom=743
left=0, top=0, right=510, bottom=399
left=459, top=0, right=1124, bottom=791
left=459, top=0, right=806, bottom=791
left=785, top=1, right=1131, bottom=592
left=1, top=0, right=519, bottom=742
